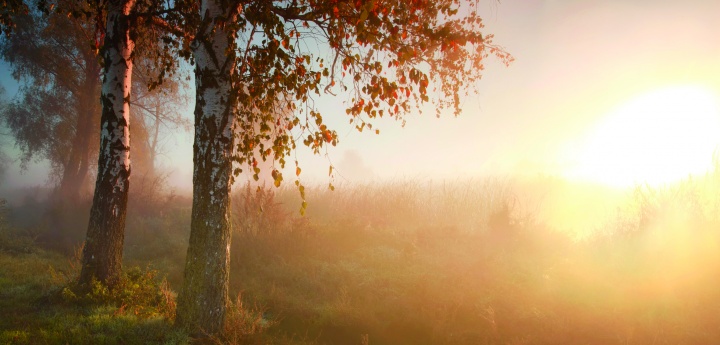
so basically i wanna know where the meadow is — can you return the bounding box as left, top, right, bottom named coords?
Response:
left=2, top=171, right=720, bottom=344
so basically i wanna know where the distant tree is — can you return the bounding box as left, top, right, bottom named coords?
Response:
left=0, top=86, right=10, bottom=183
left=171, top=0, right=512, bottom=336
left=130, top=58, right=191, bottom=179
left=0, top=9, right=102, bottom=201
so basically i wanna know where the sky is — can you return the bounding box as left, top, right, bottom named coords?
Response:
left=2, top=0, right=720, bottom=193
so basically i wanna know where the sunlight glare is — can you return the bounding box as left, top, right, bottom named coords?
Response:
left=565, top=85, right=720, bottom=187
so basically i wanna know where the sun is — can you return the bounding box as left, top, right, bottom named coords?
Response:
left=564, top=85, right=720, bottom=187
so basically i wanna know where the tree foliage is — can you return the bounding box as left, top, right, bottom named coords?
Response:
left=0, top=8, right=101, bottom=197
left=0, top=0, right=28, bottom=36
left=169, top=0, right=511, bottom=207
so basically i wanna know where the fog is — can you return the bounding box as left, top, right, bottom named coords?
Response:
left=3, top=1, right=720, bottom=343
left=3, top=0, right=719, bottom=196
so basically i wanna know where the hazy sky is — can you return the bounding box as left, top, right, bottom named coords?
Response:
left=2, top=0, right=720, bottom=192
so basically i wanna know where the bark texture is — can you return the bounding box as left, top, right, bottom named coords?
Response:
left=79, top=0, right=135, bottom=288
left=176, top=0, right=237, bottom=336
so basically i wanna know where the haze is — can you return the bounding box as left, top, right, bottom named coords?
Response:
left=3, top=1, right=720, bottom=343
left=1, top=0, right=718, bottom=192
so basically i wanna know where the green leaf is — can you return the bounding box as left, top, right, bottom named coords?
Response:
left=300, top=201, right=308, bottom=216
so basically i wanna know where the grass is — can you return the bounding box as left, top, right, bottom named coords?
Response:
left=3, top=172, right=720, bottom=344
left=0, top=245, right=188, bottom=344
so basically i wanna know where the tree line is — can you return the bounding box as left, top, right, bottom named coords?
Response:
left=0, top=0, right=511, bottom=338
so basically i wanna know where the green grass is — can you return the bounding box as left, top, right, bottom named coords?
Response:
left=0, top=246, right=188, bottom=345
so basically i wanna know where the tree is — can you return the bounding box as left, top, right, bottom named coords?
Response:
left=0, top=9, right=102, bottom=201
left=75, top=0, right=135, bottom=287
left=77, top=0, right=184, bottom=287
left=130, top=57, right=191, bottom=179
left=1, top=1, right=185, bottom=288
left=173, top=0, right=511, bottom=336
left=0, top=0, right=185, bottom=288
left=174, top=1, right=237, bottom=335
left=0, top=86, right=10, bottom=183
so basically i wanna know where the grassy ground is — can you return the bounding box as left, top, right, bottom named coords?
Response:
left=3, top=175, right=720, bottom=344
left=0, top=246, right=187, bottom=344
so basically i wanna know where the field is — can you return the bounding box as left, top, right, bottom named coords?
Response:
left=2, top=173, right=720, bottom=344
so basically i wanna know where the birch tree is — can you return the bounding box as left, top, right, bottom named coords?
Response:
left=0, top=0, right=182, bottom=287
left=77, top=0, right=137, bottom=287
left=77, top=0, right=184, bottom=287
left=172, top=0, right=512, bottom=336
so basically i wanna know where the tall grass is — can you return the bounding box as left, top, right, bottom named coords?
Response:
left=225, top=174, right=720, bottom=344
left=4, top=169, right=720, bottom=344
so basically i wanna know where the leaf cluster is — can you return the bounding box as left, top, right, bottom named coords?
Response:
left=0, top=0, right=28, bottom=36
left=161, top=0, right=511, bottom=207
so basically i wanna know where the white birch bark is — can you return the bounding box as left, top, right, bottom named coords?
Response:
left=176, top=0, right=238, bottom=336
left=79, top=0, right=135, bottom=287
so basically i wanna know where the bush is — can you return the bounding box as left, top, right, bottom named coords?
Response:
left=59, top=266, right=176, bottom=319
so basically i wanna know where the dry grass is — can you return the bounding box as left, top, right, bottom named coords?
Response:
left=4, top=169, right=720, bottom=344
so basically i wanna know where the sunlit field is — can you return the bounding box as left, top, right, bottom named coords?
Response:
left=3, top=162, right=720, bottom=344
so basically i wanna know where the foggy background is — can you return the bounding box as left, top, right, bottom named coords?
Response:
left=1, top=0, right=719, bottom=195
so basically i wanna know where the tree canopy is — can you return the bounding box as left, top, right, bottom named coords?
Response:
left=0, top=9, right=102, bottom=198
left=169, top=0, right=512, bottom=202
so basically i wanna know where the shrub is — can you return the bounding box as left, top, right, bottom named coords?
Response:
left=59, top=266, right=176, bottom=319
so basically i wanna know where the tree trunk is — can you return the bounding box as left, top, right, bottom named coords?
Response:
left=79, top=0, right=135, bottom=288
left=147, top=102, right=161, bottom=178
left=59, top=66, right=99, bottom=202
left=176, top=0, right=237, bottom=336
left=59, top=128, right=85, bottom=201
left=76, top=61, right=102, bottom=197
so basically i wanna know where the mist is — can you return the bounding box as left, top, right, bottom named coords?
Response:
left=2, top=0, right=720, bottom=343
